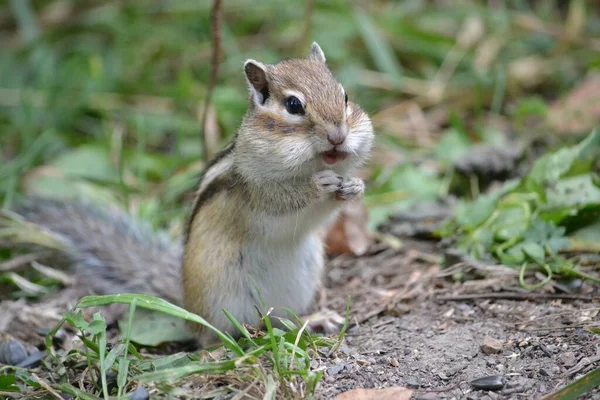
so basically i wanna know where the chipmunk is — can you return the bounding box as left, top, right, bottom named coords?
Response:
left=7, top=43, right=374, bottom=346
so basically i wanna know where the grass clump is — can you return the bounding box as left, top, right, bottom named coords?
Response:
left=438, top=128, right=600, bottom=288
left=1, top=294, right=344, bottom=399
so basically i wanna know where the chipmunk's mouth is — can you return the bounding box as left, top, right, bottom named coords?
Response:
left=321, top=149, right=349, bottom=165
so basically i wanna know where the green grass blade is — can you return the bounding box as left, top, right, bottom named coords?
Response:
left=74, top=294, right=244, bottom=356
left=57, top=383, right=102, bottom=400
left=354, top=10, right=403, bottom=82
left=222, top=309, right=257, bottom=347
left=542, top=368, right=600, bottom=400
left=262, top=309, right=280, bottom=375
left=136, top=360, right=237, bottom=383
left=117, top=298, right=137, bottom=398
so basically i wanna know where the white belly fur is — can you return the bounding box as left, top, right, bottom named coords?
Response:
left=208, top=233, right=324, bottom=333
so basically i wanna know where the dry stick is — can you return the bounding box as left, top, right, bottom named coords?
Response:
left=301, top=0, right=315, bottom=48
left=0, top=251, right=51, bottom=272
left=435, top=292, right=597, bottom=302
left=31, top=373, right=65, bottom=400
left=199, top=0, right=223, bottom=161
left=560, top=355, right=600, bottom=378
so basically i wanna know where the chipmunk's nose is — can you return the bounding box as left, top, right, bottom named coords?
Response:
left=327, top=128, right=347, bottom=145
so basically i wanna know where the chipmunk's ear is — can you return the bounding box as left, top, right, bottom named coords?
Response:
left=309, top=42, right=326, bottom=63
left=244, top=59, right=270, bottom=105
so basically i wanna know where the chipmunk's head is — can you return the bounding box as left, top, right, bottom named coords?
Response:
left=236, top=43, right=374, bottom=181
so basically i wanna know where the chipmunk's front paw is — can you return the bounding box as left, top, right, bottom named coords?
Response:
left=313, top=170, right=343, bottom=196
left=335, top=177, right=365, bottom=201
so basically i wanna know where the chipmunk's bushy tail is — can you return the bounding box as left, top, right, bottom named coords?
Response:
left=0, top=197, right=183, bottom=305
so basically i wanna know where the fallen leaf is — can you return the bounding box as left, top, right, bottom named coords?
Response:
left=334, top=387, right=413, bottom=400
left=549, top=73, right=600, bottom=135
left=325, top=201, right=371, bottom=256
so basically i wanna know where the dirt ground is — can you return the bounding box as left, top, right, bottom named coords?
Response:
left=316, top=236, right=600, bottom=399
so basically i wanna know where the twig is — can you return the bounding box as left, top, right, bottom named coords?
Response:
left=199, top=0, right=223, bottom=161
left=435, top=293, right=596, bottom=302
left=0, top=251, right=51, bottom=272
left=560, top=355, right=600, bottom=378
left=31, top=373, right=65, bottom=400
left=301, top=0, right=315, bottom=48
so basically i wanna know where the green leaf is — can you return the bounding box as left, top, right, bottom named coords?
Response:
left=541, top=174, right=600, bottom=223
left=454, top=179, right=520, bottom=231
left=522, top=242, right=545, bottom=265
left=64, top=311, right=89, bottom=331
left=118, top=308, right=195, bottom=346
left=493, top=205, right=528, bottom=241
left=0, top=374, right=20, bottom=392
left=86, top=313, right=107, bottom=336
left=527, top=129, right=600, bottom=188
left=522, top=220, right=569, bottom=255
left=434, top=128, right=472, bottom=166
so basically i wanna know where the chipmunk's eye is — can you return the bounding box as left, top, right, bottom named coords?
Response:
left=344, top=92, right=348, bottom=105
left=285, top=96, right=304, bottom=115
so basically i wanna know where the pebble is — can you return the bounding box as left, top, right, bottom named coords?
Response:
left=0, top=340, right=28, bottom=366
left=415, top=394, right=440, bottom=400
left=130, top=387, right=149, bottom=400
left=471, top=375, right=506, bottom=391
left=367, top=357, right=376, bottom=364
left=560, top=351, right=576, bottom=367
left=404, top=348, right=412, bottom=356
left=446, top=361, right=469, bottom=376
left=17, top=350, right=45, bottom=368
left=327, top=363, right=348, bottom=377
left=405, top=379, right=420, bottom=389
left=96, top=371, right=117, bottom=393
left=539, top=368, right=552, bottom=377
left=481, top=336, right=503, bottom=355
left=389, top=358, right=399, bottom=367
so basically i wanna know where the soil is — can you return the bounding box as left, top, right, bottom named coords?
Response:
left=315, top=237, right=600, bottom=400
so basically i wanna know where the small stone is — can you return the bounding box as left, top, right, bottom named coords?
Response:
left=0, top=340, right=28, bottom=366
left=406, top=379, right=420, bottom=389
left=389, top=358, right=399, bottom=367
left=560, top=351, right=576, bottom=367
left=414, top=394, right=440, bottom=400
left=16, top=350, right=45, bottom=369
left=340, top=343, right=351, bottom=354
left=438, top=371, right=449, bottom=380
left=496, top=364, right=505, bottom=373
left=404, top=348, right=412, bottom=356
left=327, top=363, right=347, bottom=377
left=471, top=375, right=506, bottom=391
left=539, top=368, right=552, bottom=377
left=481, top=336, right=503, bottom=355
left=130, top=387, right=149, bottom=400
left=356, top=359, right=369, bottom=366
left=367, top=357, right=376, bottom=364
left=518, top=340, right=530, bottom=348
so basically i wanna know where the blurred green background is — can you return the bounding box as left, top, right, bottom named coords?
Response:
left=1, top=0, right=599, bottom=234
